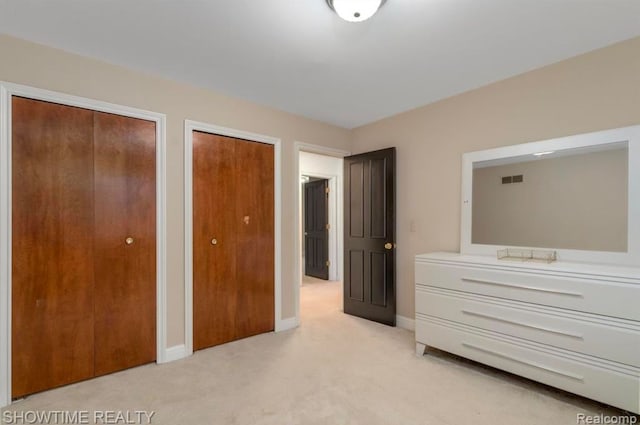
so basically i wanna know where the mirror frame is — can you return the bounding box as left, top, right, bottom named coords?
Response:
left=461, top=125, right=640, bottom=267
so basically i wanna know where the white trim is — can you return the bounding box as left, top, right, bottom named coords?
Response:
left=163, top=345, right=189, bottom=363
left=276, top=317, right=299, bottom=332
left=299, top=172, right=339, bottom=281
left=155, top=108, right=168, bottom=368
left=0, top=82, right=168, bottom=408
left=294, top=142, right=350, bottom=326
left=396, top=315, right=415, bottom=331
left=461, top=125, right=640, bottom=267
left=295, top=142, right=351, bottom=158
left=184, top=120, right=283, bottom=355
left=0, top=85, right=10, bottom=409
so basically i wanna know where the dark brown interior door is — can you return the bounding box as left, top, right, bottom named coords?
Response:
left=193, top=133, right=274, bottom=351
left=93, top=112, right=157, bottom=376
left=304, top=179, right=329, bottom=280
left=193, top=132, right=239, bottom=349
left=343, top=147, right=396, bottom=326
left=11, top=97, right=95, bottom=398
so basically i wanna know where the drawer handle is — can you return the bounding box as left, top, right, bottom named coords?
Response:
left=462, top=277, right=583, bottom=297
left=462, top=342, right=584, bottom=381
left=462, top=309, right=584, bottom=339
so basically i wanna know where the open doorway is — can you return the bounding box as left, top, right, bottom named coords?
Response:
left=294, top=144, right=349, bottom=325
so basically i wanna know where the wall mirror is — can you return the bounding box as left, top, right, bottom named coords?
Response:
left=461, top=125, right=640, bottom=266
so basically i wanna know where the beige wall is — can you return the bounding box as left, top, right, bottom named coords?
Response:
left=352, top=36, right=640, bottom=318
left=3, top=32, right=639, bottom=332
left=472, top=148, right=628, bottom=252
left=0, top=35, right=352, bottom=346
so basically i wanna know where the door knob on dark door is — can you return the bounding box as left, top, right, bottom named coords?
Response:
left=384, top=242, right=393, bottom=250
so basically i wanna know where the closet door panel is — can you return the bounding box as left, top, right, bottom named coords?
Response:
left=11, top=97, right=95, bottom=397
left=93, top=112, right=156, bottom=376
left=193, top=133, right=238, bottom=349
left=234, top=140, right=274, bottom=338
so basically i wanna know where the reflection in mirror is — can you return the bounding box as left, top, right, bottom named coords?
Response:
left=472, top=142, right=628, bottom=252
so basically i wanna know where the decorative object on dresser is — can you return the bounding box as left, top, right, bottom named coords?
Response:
left=497, top=248, right=557, bottom=263
left=415, top=125, right=640, bottom=414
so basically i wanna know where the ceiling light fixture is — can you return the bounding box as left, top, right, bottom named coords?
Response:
left=326, top=0, right=386, bottom=23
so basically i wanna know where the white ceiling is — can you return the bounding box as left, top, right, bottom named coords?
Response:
left=1, top=1, right=639, bottom=129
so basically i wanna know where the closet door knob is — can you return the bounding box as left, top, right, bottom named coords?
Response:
left=384, top=242, right=393, bottom=250
left=211, top=238, right=218, bottom=245
left=125, top=237, right=134, bottom=245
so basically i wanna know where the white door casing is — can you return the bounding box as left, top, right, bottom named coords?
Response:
left=0, top=82, right=168, bottom=407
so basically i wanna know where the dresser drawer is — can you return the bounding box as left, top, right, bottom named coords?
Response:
left=415, top=316, right=640, bottom=414
left=416, top=287, right=640, bottom=367
left=416, top=262, right=640, bottom=320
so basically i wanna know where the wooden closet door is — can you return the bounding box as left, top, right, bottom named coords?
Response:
left=93, top=112, right=156, bottom=376
left=193, top=133, right=238, bottom=350
left=234, top=140, right=274, bottom=338
left=12, top=97, right=95, bottom=398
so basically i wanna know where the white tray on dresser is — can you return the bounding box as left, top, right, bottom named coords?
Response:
left=415, top=252, right=640, bottom=414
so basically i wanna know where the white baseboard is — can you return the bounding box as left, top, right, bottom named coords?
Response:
left=275, top=316, right=299, bottom=332
left=396, top=315, right=415, bottom=331
left=162, top=344, right=190, bottom=363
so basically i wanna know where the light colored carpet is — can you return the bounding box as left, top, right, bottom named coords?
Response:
left=2, top=280, right=635, bottom=424
left=302, top=274, right=331, bottom=285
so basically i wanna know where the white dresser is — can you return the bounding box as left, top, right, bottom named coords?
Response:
left=415, top=252, right=640, bottom=414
